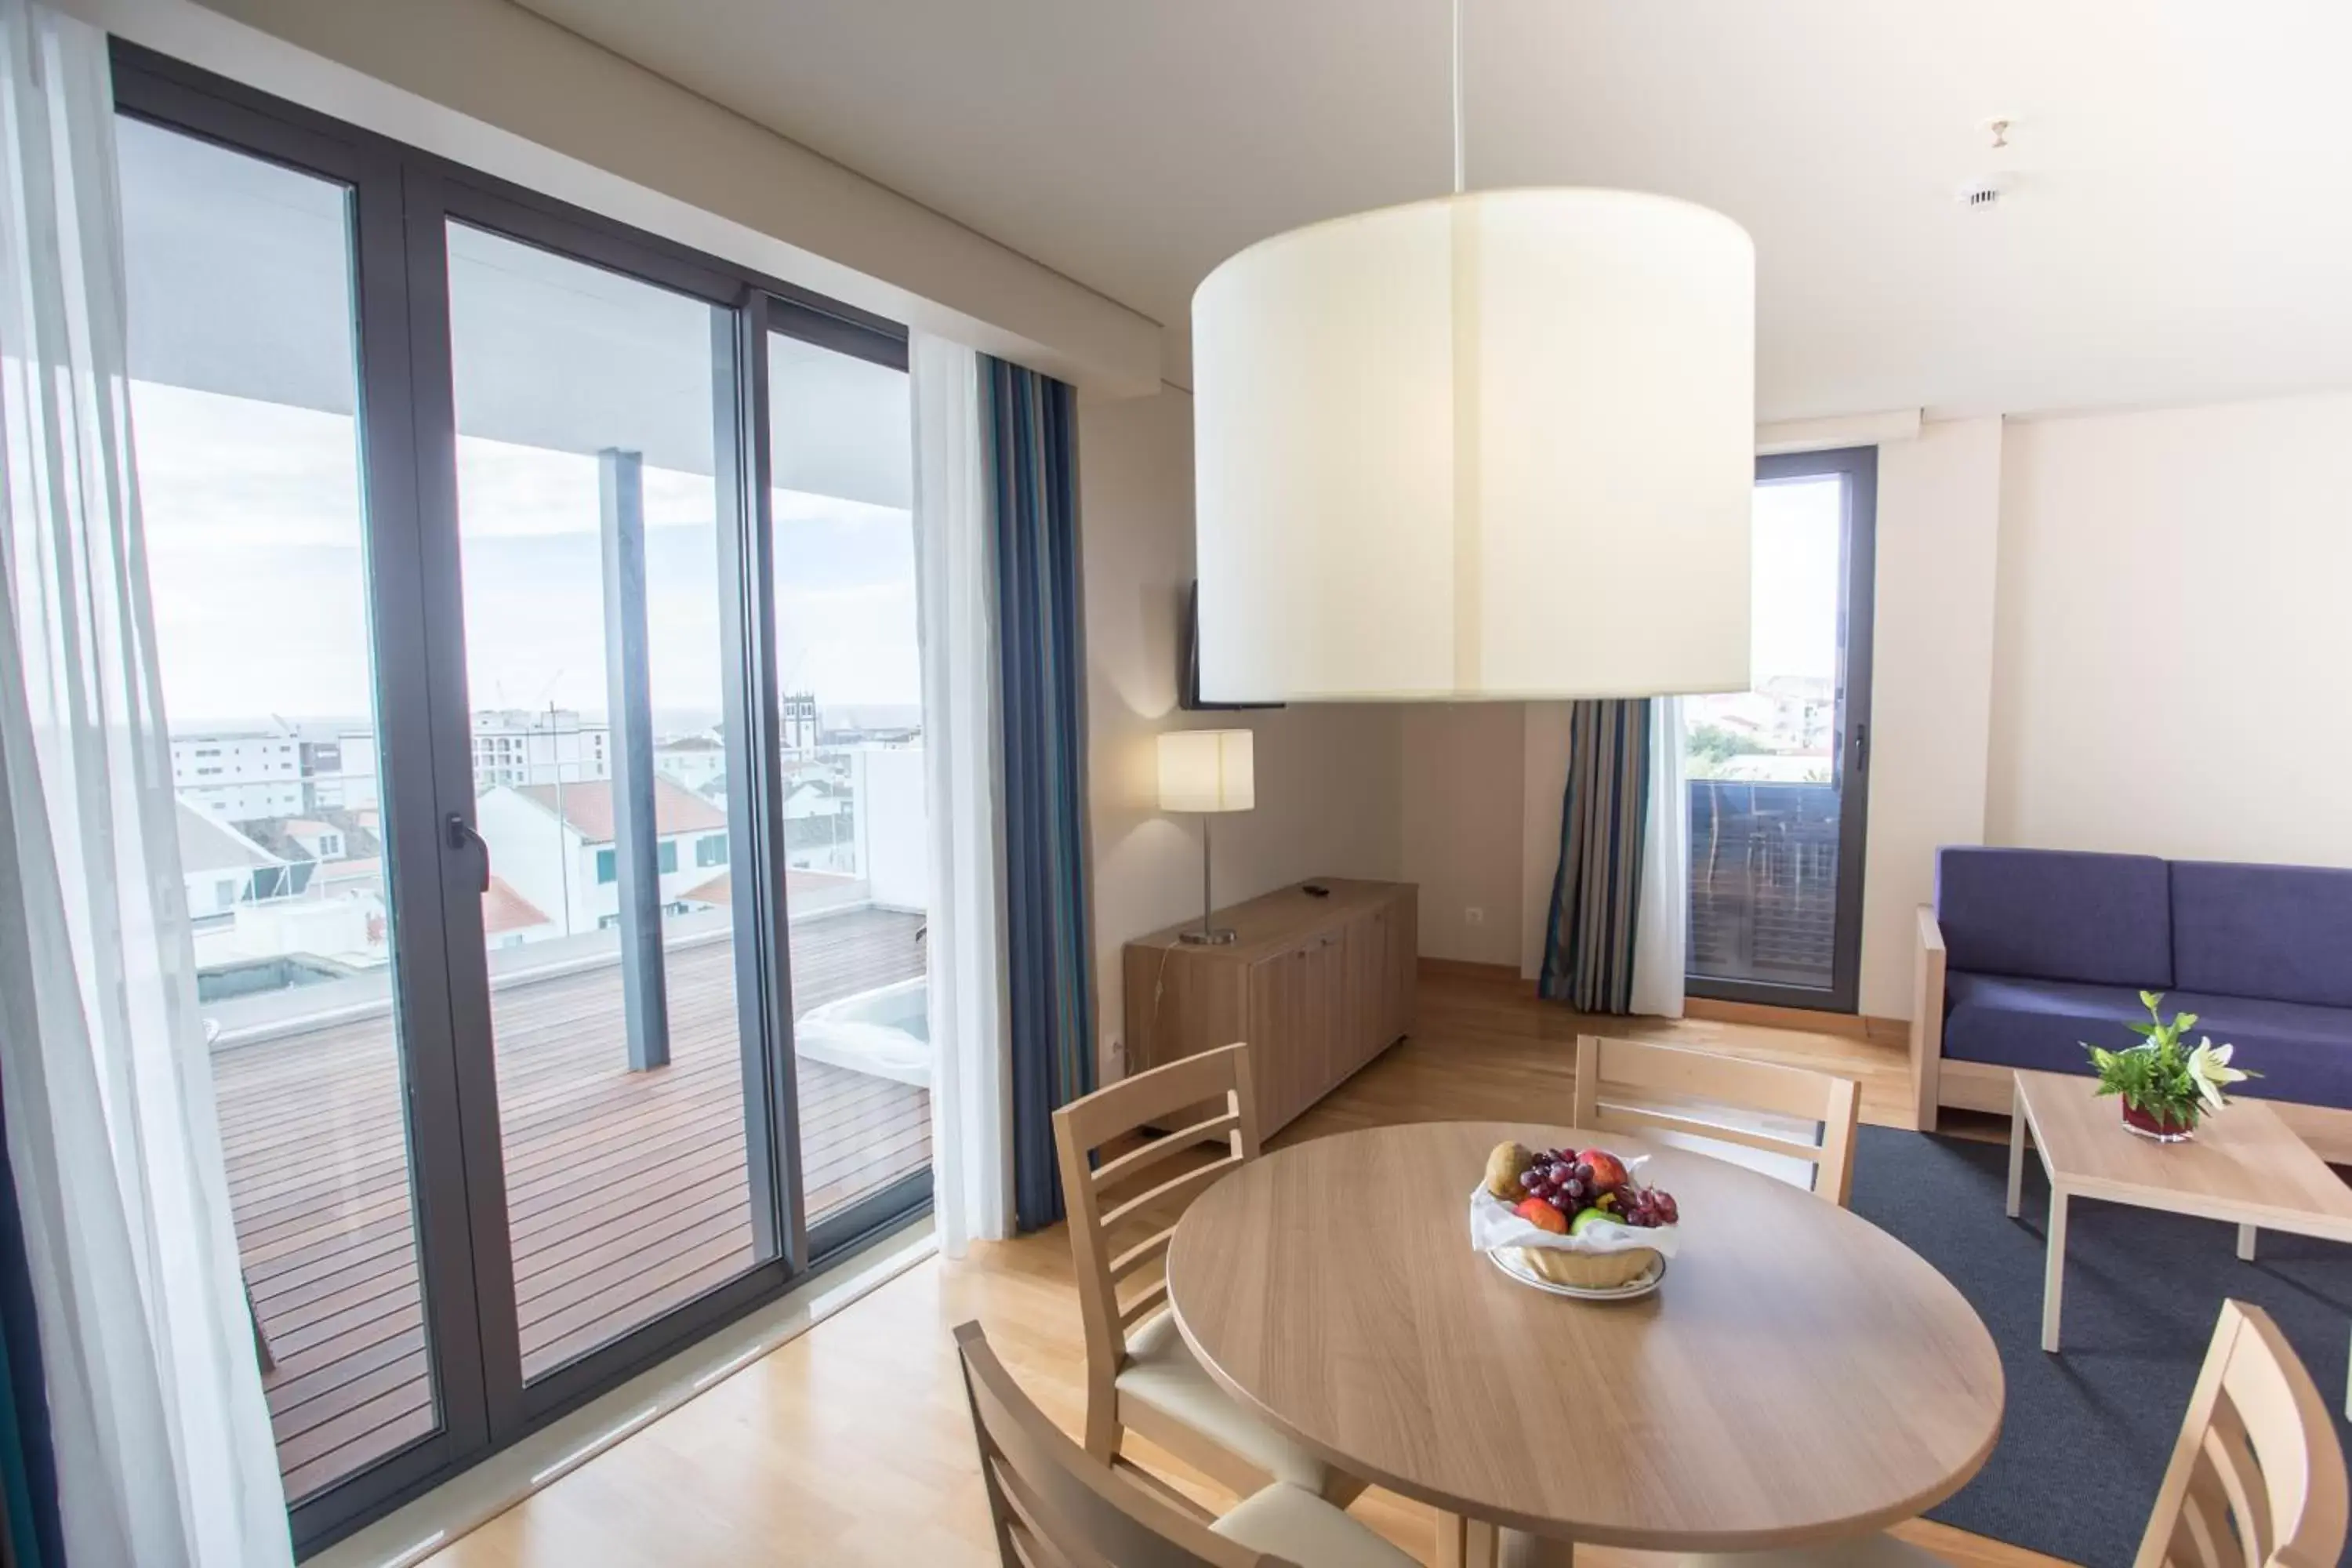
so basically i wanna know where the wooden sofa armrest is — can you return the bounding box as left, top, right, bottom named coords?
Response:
left=1911, top=906, right=1946, bottom=1133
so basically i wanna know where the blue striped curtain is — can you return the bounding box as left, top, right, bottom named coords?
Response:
left=982, top=357, right=1096, bottom=1232
left=0, top=1080, right=64, bottom=1568
left=1539, top=700, right=1653, bottom=1014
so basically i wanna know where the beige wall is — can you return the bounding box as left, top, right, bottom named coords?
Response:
left=1985, top=393, right=2352, bottom=868
left=1080, top=388, right=1403, bottom=1076
left=67, top=0, right=1160, bottom=395
left=1855, top=418, right=2005, bottom=1017
left=1399, top=706, right=1526, bottom=967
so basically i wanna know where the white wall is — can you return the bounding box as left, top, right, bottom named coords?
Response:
left=1985, top=393, right=2352, bottom=868
left=1855, top=417, right=2004, bottom=1017
left=861, top=746, right=931, bottom=912
left=66, top=0, right=1160, bottom=396
left=1399, top=705, right=1526, bottom=967
left=1081, top=387, right=1403, bottom=1075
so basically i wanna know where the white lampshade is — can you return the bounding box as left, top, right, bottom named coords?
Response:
left=1192, top=187, right=1755, bottom=702
left=1156, top=729, right=1254, bottom=814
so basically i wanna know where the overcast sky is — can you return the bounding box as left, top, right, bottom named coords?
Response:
left=136, top=381, right=921, bottom=731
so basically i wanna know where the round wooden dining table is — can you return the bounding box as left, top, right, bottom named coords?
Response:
left=1166, top=1121, right=2004, bottom=1566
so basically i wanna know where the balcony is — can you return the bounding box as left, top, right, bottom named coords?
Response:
left=1686, top=779, right=1841, bottom=990
left=216, top=904, right=928, bottom=1501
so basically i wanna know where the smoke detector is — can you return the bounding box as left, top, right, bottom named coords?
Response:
left=1955, top=175, right=2010, bottom=210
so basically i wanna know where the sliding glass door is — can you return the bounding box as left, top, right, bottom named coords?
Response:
left=117, top=111, right=459, bottom=1507
left=764, top=328, right=931, bottom=1243
left=443, top=222, right=766, bottom=1382
left=114, top=41, right=932, bottom=1552
left=1684, top=447, right=1877, bottom=1011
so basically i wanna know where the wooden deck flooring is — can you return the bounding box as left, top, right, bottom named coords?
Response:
left=214, top=906, right=930, bottom=1503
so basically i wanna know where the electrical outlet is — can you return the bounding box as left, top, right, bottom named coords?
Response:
left=1464, top=906, right=1485, bottom=926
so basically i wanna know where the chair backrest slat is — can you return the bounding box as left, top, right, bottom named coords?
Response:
left=2134, top=1300, right=2348, bottom=1568
left=1573, top=1035, right=1860, bottom=1206
left=954, top=1321, right=1282, bottom=1568
left=1057, top=1045, right=1264, bottom=1159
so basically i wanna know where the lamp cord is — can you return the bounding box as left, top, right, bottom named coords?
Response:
left=1451, top=0, right=1466, bottom=194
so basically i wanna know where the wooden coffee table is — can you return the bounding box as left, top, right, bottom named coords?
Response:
left=2008, top=1069, right=2352, bottom=1371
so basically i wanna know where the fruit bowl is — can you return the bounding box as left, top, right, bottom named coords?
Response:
left=1468, top=1141, right=1682, bottom=1298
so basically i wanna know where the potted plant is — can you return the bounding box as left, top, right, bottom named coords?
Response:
left=2084, top=992, right=2255, bottom=1142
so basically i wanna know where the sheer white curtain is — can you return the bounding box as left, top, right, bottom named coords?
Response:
left=911, top=331, right=1011, bottom=1254
left=0, top=3, right=292, bottom=1563
left=1629, top=696, right=1689, bottom=1018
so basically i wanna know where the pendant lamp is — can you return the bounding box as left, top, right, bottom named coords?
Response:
left=1192, top=2, right=1755, bottom=703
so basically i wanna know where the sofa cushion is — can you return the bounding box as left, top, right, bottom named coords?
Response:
left=1942, top=973, right=2154, bottom=1076
left=1943, top=973, right=2352, bottom=1111
left=1936, top=847, right=2172, bottom=988
left=2172, top=860, right=2352, bottom=1010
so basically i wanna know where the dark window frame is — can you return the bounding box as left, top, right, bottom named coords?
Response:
left=111, top=38, right=927, bottom=1557
left=1684, top=444, right=1878, bottom=1015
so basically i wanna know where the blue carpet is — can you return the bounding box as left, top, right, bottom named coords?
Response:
left=1849, top=1124, right=2352, bottom=1568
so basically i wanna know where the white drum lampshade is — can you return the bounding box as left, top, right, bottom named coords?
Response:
left=1156, top=729, right=1254, bottom=815
left=1192, top=188, right=1755, bottom=703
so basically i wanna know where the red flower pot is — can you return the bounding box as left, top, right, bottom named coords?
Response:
left=2121, top=1101, right=2197, bottom=1142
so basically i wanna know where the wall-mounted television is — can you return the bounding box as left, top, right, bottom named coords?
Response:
left=1180, top=581, right=1284, bottom=713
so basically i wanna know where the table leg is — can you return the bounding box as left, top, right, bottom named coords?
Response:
left=2042, top=1185, right=2069, bottom=1354
left=2005, top=1083, right=2030, bottom=1219
left=2237, top=1224, right=2258, bottom=1261
left=1436, top=1513, right=1498, bottom=1568
left=1496, top=1530, right=1573, bottom=1567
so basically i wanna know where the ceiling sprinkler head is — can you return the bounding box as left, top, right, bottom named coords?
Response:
left=1985, top=117, right=2013, bottom=151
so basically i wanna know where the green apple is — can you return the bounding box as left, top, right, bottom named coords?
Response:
left=1568, top=1207, right=1614, bottom=1236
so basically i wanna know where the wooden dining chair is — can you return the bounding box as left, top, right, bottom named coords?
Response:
left=954, top=1321, right=1415, bottom=1568
left=1573, top=1035, right=1861, bottom=1206
left=1051, top=1044, right=1343, bottom=1503
left=2135, top=1298, right=2348, bottom=1568
left=1662, top=1300, right=2347, bottom=1568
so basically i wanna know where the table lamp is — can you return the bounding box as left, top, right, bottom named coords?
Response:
left=1157, top=728, right=1254, bottom=945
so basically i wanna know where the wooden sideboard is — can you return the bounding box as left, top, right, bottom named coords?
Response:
left=1122, top=879, right=1417, bottom=1134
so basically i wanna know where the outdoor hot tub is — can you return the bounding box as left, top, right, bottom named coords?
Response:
left=794, top=976, right=931, bottom=1087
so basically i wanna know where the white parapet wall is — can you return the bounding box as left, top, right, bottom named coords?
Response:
left=859, top=746, right=930, bottom=914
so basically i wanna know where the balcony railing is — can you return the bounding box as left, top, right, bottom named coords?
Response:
left=1686, top=779, right=1841, bottom=991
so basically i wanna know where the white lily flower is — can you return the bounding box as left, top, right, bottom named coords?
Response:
left=2187, top=1037, right=2246, bottom=1112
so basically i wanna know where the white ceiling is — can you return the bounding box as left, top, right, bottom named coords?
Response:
left=514, top=0, right=2352, bottom=421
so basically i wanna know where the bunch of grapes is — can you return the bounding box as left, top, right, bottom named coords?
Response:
left=1617, top=1183, right=1680, bottom=1229
left=1515, top=1146, right=1680, bottom=1227
left=1515, top=1148, right=1601, bottom=1212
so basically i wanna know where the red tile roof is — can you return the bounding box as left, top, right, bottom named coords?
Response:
left=512, top=779, right=728, bottom=844
left=482, top=875, right=553, bottom=935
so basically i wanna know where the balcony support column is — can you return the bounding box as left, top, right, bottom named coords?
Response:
left=601, top=446, right=670, bottom=1072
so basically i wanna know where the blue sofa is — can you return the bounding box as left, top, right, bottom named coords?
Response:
left=1911, top=846, right=2352, bottom=1158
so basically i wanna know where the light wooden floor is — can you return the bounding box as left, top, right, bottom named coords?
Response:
left=420, top=964, right=2061, bottom=1568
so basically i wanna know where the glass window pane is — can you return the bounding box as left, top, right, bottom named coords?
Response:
left=119, top=116, right=438, bottom=1498
left=1685, top=475, right=1847, bottom=991
left=446, top=222, right=758, bottom=1379
left=765, top=333, right=928, bottom=1229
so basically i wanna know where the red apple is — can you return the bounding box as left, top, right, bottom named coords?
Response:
left=1577, top=1148, right=1629, bottom=1191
